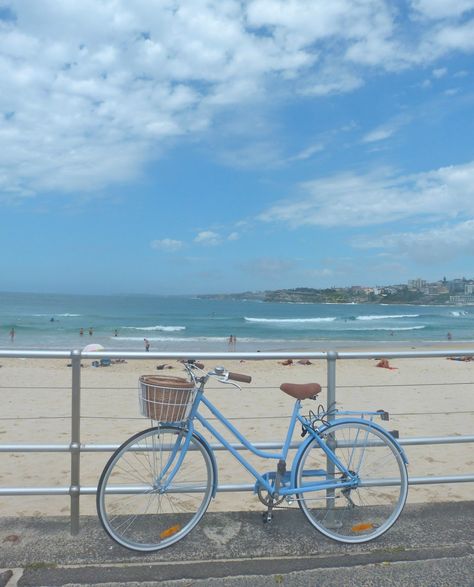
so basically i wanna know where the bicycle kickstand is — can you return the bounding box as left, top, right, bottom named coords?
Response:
left=262, top=459, right=286, bottom=525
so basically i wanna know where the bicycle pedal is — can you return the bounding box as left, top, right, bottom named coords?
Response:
left=262, top=511, right=273, bottom=524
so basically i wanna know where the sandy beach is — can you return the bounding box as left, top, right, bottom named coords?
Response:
left=0, top=349, right=473, bottom=517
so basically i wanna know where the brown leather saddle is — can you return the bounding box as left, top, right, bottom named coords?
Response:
left=280, top=382, right=322, bottom=400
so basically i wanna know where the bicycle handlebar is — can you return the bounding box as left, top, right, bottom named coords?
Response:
left=227, top=371, right=252, bottom=384
left=183, top=361, right=252, bottom=385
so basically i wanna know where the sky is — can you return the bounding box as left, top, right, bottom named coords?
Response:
left=1, top=0, right=474, bottom=295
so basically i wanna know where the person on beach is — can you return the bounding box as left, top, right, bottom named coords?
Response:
left=79, top=328, right=84, bottom=336
left=144, top=338, right=150, bottom=352
left=114, top=329, right=118, bottom=337
left=9, top=327, right=15, bottom=342
left=447, top=332, right=452, bottom=340
left=88, top=327, right=93, bottom=336
left=376, top=359, right=397, bottom=370
left=279, top=359, right=293, bottom=366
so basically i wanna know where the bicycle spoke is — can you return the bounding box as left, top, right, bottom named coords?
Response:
left=97, top=427, right=214, bottom=551
left=295, top=421, right=407, bottom=543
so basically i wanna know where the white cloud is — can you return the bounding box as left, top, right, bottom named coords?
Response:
left=433, top=19, right=474, bottom=52
left=194, top=230, right=221, bottom=245
left=217, top=141, right=284, bottom=169
left=362, top=114, right=411, bottom=144
left=300, top=66, right=364, bottom=96
left=353, top=219, right=474, bottom=262
left=287, top=143, right=324, bottom=162
left=432, top=67, right=448, bottom=78
left=410, top=0, right=474, bottom=20
left=259, top=160, right=474, bottom=227
left=362, top=126, right=396, bottom=143
left=151, top=238, right=184, bottom=252
left=228, top=232, right=240, bottom=241
left=2, top=1, right=474, bottom=198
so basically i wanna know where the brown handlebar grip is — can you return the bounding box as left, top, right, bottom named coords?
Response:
left=228, top=372, right=252, bottom=383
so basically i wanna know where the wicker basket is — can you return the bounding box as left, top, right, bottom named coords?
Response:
left=139, top=375, right=196, bottom=422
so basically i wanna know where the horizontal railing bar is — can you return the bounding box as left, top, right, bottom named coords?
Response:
left=2, top=473, right=474, bottom=497
left=0, top=350, right=72, bottom=359
left=409, top=475, right=474, bottom=485
left=1, top=349, right=474, bottom=361
left=0, top=444, right=72, bottom=452
left=2, top=435, right=474, bottom=453
left=400, top=436, right=474, bottom=445
left=0, top=487, right=71, bottom=496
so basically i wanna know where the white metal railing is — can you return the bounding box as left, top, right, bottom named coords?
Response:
left=0, top=347, right=473, bottom=534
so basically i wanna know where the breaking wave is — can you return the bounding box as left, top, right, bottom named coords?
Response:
left=122, top=325, right=186, bottom=332
left=245, top=317, right=336, bottom=323
left=355, top=314, right=420, bottom=320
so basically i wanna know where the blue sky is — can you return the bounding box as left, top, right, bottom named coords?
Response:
left=1, top=0, right=474, bottom=295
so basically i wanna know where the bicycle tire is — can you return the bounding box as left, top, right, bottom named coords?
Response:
left=295, top=420, right=408, bottom=543
left=96, top=425, right=215, bottom=551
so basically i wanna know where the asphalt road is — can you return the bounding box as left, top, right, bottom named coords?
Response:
left=1, top=501, right=473, bottom=586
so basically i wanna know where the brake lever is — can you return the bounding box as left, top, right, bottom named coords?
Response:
left=217, top=376, right=242, bottom=391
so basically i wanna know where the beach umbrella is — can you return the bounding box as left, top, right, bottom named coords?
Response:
left=82, top=343, right=105, bottom=352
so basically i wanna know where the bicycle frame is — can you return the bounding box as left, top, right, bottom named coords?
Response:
left=176, top=386, right=359, bottom=498
left=159, top=366, right=408, bottom=500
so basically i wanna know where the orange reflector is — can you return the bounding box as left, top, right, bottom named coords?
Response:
left=160, top=524, right=181, bottom=539
left=351, top=522, right=374, bottom=533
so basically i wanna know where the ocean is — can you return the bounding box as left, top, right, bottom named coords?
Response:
left=1, top=291, right=473, bottom=352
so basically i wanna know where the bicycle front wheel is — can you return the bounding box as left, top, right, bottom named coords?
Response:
left=295, top=420, right=408, bottom=543
left=97, top=425, right=215, bottom=552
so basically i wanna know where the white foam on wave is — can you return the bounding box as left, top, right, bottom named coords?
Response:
left=122, top=325, right=186, bottom=332
left=116, top=336, right=226, bottom=342
left=245, top=317, right=336, bottom=323
left=114, top=335, right=293, bottom=343
left=450, top=311, right=468, bottom=317
left=356, top=314, right=420, bottom=320
left=344, top=326, right=425, bottom=331
left=33, top=313, right=81, bottom=317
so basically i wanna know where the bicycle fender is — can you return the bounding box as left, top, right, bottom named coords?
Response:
left=165, top=424, right=219, bottom=499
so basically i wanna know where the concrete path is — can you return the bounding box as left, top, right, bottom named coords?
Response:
left=1, top=501, right=473, bottom=586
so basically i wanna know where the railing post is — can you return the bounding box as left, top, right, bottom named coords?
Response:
left=326, top=350, right=337, bottom=419
left=326, top=351, right=338, bottom=517
left=70, top=350, right=81, bottom=535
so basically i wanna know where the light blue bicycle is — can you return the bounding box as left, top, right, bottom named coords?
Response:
left=97, top=361, right=408, bottom=552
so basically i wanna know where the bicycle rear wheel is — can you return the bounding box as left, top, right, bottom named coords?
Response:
left=295, top=420, right=408, bottom=543
left=97, top=425, right=215, bottom=551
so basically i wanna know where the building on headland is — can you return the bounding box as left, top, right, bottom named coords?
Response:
left=210, top=276, right=474, bottom=305
left=408, top=278, right=427, bottom=291
left=449, top=283, right=474, bottom=305
left=450, top=294, right=474, bottom=304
